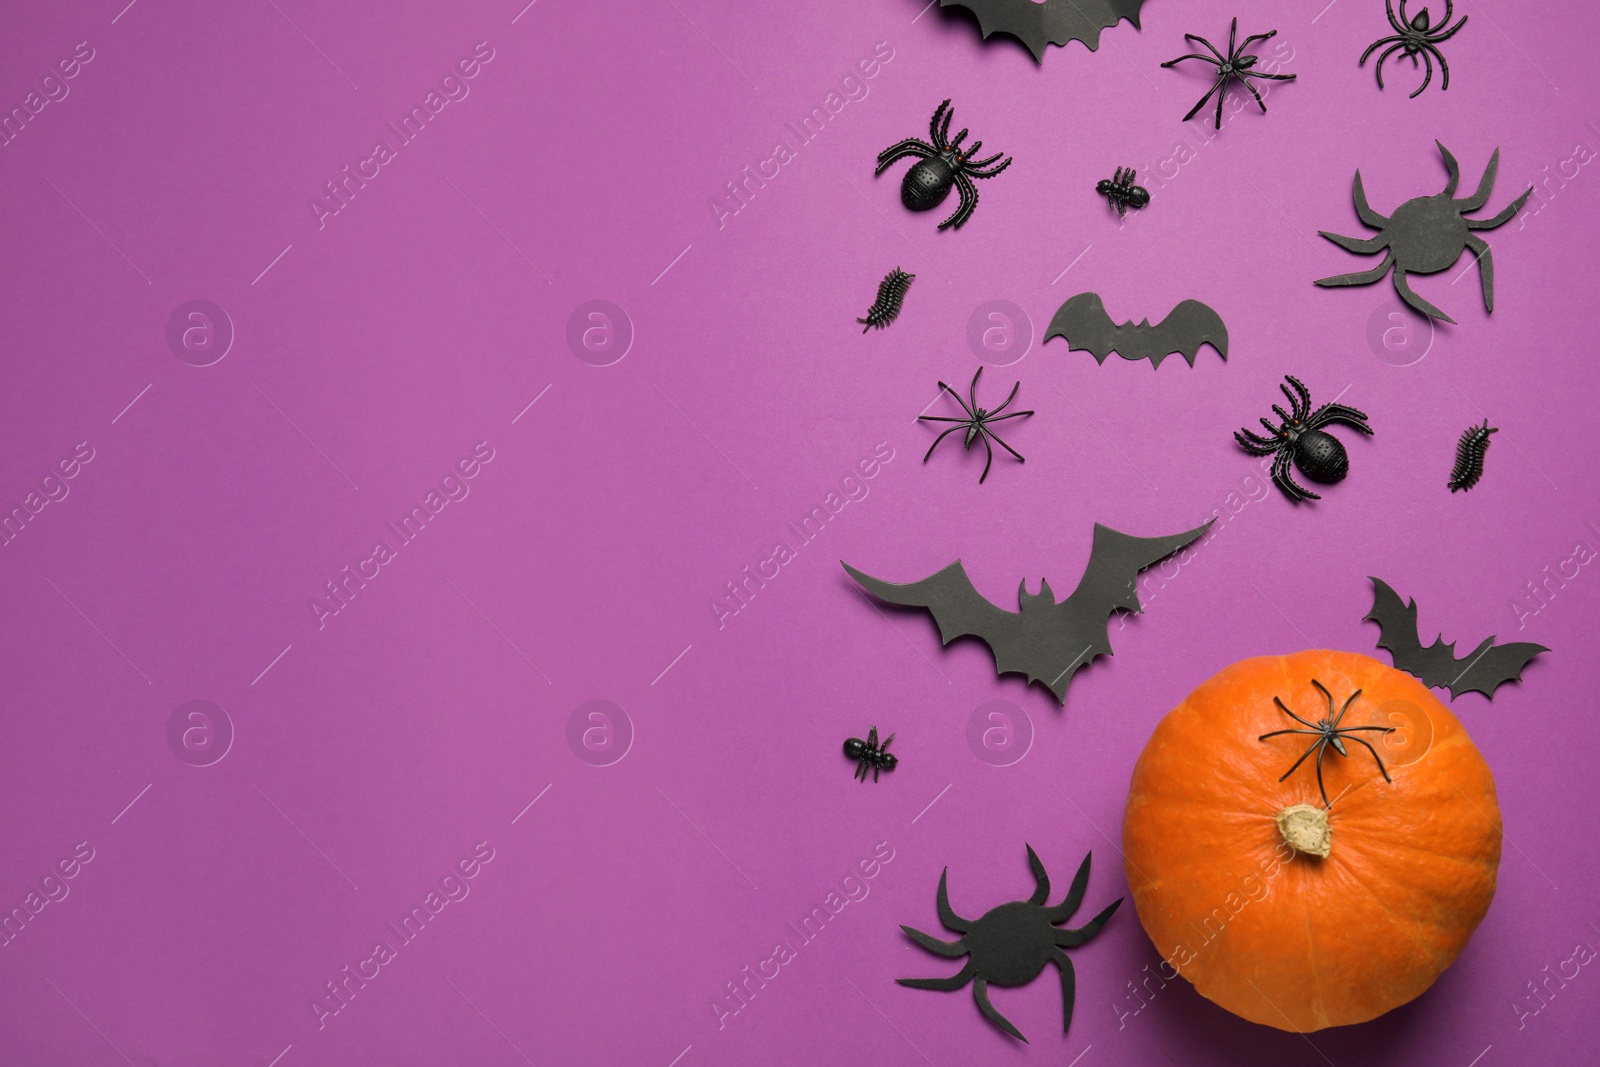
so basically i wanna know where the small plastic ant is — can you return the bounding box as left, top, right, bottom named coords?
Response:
left=844, top=726, right=898, bottom=782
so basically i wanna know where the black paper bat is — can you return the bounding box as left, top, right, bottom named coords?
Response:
left=843, top=521, right=1212, bottom=703
left=1043, top=293, right=1228, bottom=369
left=934, top=0, right=1150, bottom=63
left=1364, top=577, right=1547, bottom=700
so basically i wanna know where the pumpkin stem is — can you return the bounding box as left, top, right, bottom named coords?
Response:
left=1276, top=804, right=1331, bottom=858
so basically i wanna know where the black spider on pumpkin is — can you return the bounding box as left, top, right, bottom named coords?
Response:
left=874, top=99, right=1013, bottom=231
left=898, top=846, right=1120, bottom=1043
left=1362, top=0, right=1467, bottom=98
left=1315, top=141, right=1531, bottom=323
left=1235, top=376, right=1373, bottom=503
left=1259, top=679, right=1396, bottom=809
left=1160, top=18, right=1296, bottom=131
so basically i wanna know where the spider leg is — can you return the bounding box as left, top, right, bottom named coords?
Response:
left=1177, top=76, right=1226, bottom=125
left=938, top=103, right=954, bottom=149
left=1315, top=248, right=1396, bottom=287
left=900, top=924, right=969, bottom=958
left=1227, top=17, right=1238, bottom=59
left=1394, top=0, right=1410, bottom=30
left=1287, top=376, right=1312, bottom=421
left=1239, top=31, right=1277, bottom=52
left=1343, top=734, right=1394, bottom=783
left=982, top=410, right=1033, bottom=423
left=939, top=378, right=978, bottom=419
left=929, top=98, right=951, bottom=147
left=977, top=429, right=996, bottom=484
left=1307, top=406, right=1374, bottom=434
left=875, top=140, right=935, bottom=175
left=1275, top=737, right=1327, bottom=783
left=1465, top=185, right=1533, bottom=231
left=1433, top=11, right=1466, bottom=42
left=1055, top=896, right=1123, bottom=947
left=1271, top=403, right=1294, bottom=426
left=1314, top=741, right=1332, bottom=809
left=949, top=127, right=970, bottom=151
left=1437, top=140, right=1463, bottom=199
left=1161, top=52, right=1224, bottom=68
left=919, top=415, right=974, bottom=423
left=1234, top=431, right=1279, bottom=455
left=974, top=979, right=1026, bottom=1042
left=1051, top=949, right=1079, bottom=1034
left=1349, top=170, right=1388, bottom=228
left=1275, top=451, right=1320, bottom=502
left=1313, top=679, right=1339, bottom=721
left=1025, top=844, right=1051, bottom=905
left=935, top=868, right=974, bottom=932
left=1239, top=69, right=1297, bottom=82
left=966, top=367, right=984, bottom=413
left=1044, top=851, right=1090, bottom=922
left=1411, top=47, right=1435, bottom=98
left=982, top=426, right=1026, bottom=465
left=1464, top=233, right=1497, bottom=312
left=898, top=958, right=976, bottom=991
left=1213, top=75, right=1229, bottom=132
left=1258, top=728, right=1324, bottom=740
left=1323, top=230, right=1390, bottom=254
left=1259, top=417, right=1284, bottom=439
left=1273, top=694, right=1322, bottom=730
left=1360, top=34, right=1403, bottom=66
left=1434, top=44, right=1450, bottom=92
left=922, top=423, right=970, bottom=463
left=989, top=377, right=1021, bottom=415
left=1370, top=42, right=1403, bottom=90
left=1183, top=33, right=1226, bottom=62
left=1393, top=266, right=1456, bottom=324
left=967, top=156, right=1012, bottom=179
left=1437, top=0, right=1456, bottom=29
left=1237, top=74, right=1269, bottom=114
left=940, top=174, right=978, bottom=230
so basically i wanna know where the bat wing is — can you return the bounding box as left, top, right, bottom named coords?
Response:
left=1044, top=292, right=1119, bottom=364
left=1050, top=521, right=1215, bottom=698
left=1365, top=576, right=1548, bottom=700
left=844, top=560, right=1075, bottom=694
left=1147, top=299, right=1229, bottom=367
left=937, top=0, right=1148, bottom=62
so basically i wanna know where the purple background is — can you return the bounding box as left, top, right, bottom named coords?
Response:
left=2, top=0, right=1597, bottom=1064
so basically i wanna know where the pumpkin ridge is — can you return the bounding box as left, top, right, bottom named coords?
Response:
left=1331, top=850, right=1439, bottom=971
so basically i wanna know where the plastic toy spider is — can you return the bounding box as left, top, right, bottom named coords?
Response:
left=1095, top=167, right=1149, bottom=218
left=875, top=99, right=1013, bottom=231
left=919, top=367, right=1033, bottom=484
left=1362, top=0, right=1467, bottom=98
left=1161, top=18, right=1296, bottom=131
left=1259, top=679, right=1396, bottom=809
left=843, top=726, right=897, bottom=782
left=1316, top=141, right=1531, bottom=323
left=899, top=846, right=1121, bottom=1043
left=1235, top=376, right=1373, bottom=503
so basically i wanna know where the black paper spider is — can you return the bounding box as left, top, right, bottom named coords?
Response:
left=899, top=846, right=1120, bottom=1043
left=843, top=726, right=897, bottom=782
left=1259, top=679, right=1396, bottom=809
left=1235, top=376, right=1373, bottom=503
left=1316, top=142, right=1531, bottom=323
left=920, top=367, right=1033, bottom=484
left=1161, top=18, right=1296, bottom=130
left=1095, top=167, right=1149, bottom=217
left=1362, top=0, right=1467, bottom=98
left=875, top=99, right=1013, bottom=231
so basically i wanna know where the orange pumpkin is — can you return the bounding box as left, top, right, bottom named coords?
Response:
left=1122, top=650, right=1501, bottom=1031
